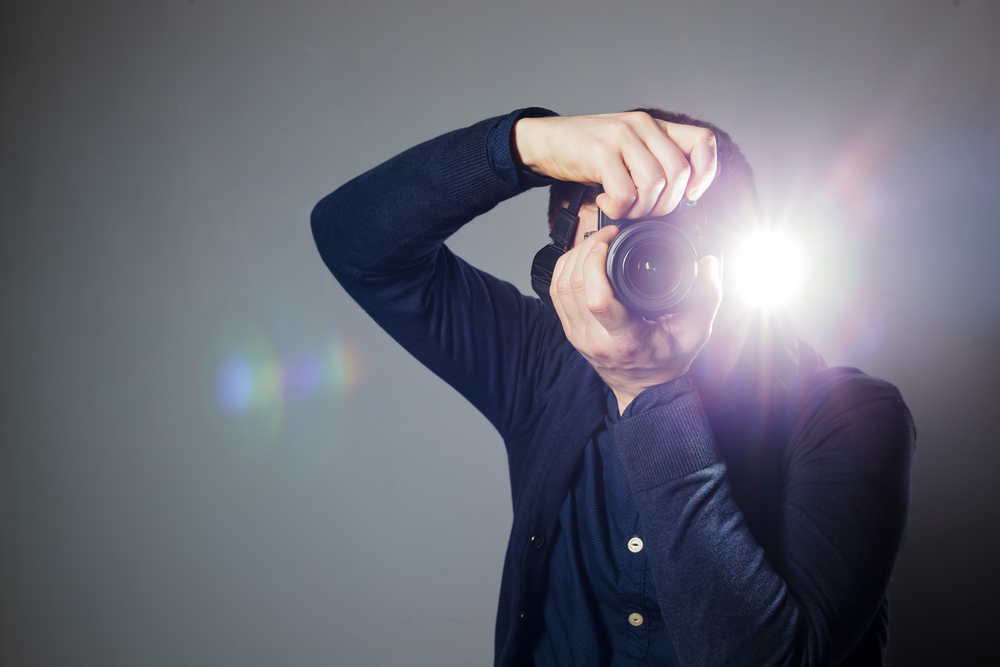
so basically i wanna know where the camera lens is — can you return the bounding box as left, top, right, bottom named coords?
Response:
left=605, top=221, right=699, bottom=318
left=623, top=242, right=683, bottom=298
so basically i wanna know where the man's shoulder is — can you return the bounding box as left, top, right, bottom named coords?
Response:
left=803, top=364, right=905, bottom=409
left=787, top=359, right=915, bottom=460
left=798, top=362, right=908, bottom=418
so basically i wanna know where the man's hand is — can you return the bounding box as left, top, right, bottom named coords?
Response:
left=518, top=111, right=723, bottom=411
left=549, top=225, right=723, bottom=415
left=513, top=112, right=719, bottom=219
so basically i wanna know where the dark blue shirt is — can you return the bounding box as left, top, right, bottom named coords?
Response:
left=534, top=386, right=681, bottom=666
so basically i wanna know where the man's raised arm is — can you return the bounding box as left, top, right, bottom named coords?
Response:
left=311, top=109, right=567, bottom=439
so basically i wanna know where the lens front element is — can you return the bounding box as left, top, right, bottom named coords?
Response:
left=623, top=242, right=684, bottom=298
left=606, top=221, right=699, bottom=318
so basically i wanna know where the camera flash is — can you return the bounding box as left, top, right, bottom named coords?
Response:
left=730, top=230, right=806, bottom=309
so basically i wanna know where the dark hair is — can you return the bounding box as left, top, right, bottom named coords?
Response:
left=546, top=108, right=757, bottom=244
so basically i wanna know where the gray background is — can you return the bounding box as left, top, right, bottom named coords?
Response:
left=2, top=0, right=998, bottom=665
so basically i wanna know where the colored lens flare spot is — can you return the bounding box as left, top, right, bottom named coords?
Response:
left=214, top=338, right=363, bottom=415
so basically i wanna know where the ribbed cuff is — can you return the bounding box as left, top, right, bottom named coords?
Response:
left=486, top=107, right=560, bottom=187
left=439, top=115, right=512, bottom=212
left=441, top=108, right=558, bottom=212
left=613, top=378, right=720, bottom=491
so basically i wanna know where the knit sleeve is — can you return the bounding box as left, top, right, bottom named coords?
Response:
left=611, top=371, right=915, bottom=666
left=310, top=108, right=568, bottom=439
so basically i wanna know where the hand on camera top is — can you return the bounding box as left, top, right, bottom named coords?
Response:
left=514, top=112, right=723, bottom=413
left=513, top=111, right=719, bottom=220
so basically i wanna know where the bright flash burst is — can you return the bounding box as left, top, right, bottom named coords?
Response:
left=729, top=230, right=806, bottom=309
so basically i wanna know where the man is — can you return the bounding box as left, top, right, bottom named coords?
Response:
left=311, top=107, right=915, bottom=666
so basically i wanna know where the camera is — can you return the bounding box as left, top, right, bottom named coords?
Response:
left=531, top=184, right=715, bottom=319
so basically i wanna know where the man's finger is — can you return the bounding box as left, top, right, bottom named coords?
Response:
left=566, top=226, right=611, bottom=324
left=664, top=255, right=722, bottom=347
left=595, top=158, right=638, bottom=220
left=549, top=250, right=576, bottom=334
left=617, top=139, right=667, bottom=219
left=658, top=121, right=718, bottom=201
left=630, top=118, right=693, bottom=217
left=582, top=240, right=631, bottom=336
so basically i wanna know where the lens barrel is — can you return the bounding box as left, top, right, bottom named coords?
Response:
left=605, top=221, right=699, bottom=318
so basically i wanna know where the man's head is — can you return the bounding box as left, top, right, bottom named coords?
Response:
left=547, top=108, right=757, bottom=250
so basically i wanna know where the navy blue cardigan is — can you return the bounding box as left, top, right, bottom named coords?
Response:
left=311, top=112, right=915, bottom=666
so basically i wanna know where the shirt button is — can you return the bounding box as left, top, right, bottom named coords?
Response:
left=530, top=534, right=545, bottom=549
left=628, top=613, right=644, bottom=627
left=627, top=537, right=643, bottom=553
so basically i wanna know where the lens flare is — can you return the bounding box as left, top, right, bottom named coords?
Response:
left=730, top=230, right=806, bottom=309
left=214, top=337, right=363, bottom=416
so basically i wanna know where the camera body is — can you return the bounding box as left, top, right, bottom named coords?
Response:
left=531, top=185, right=714, bottom=319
